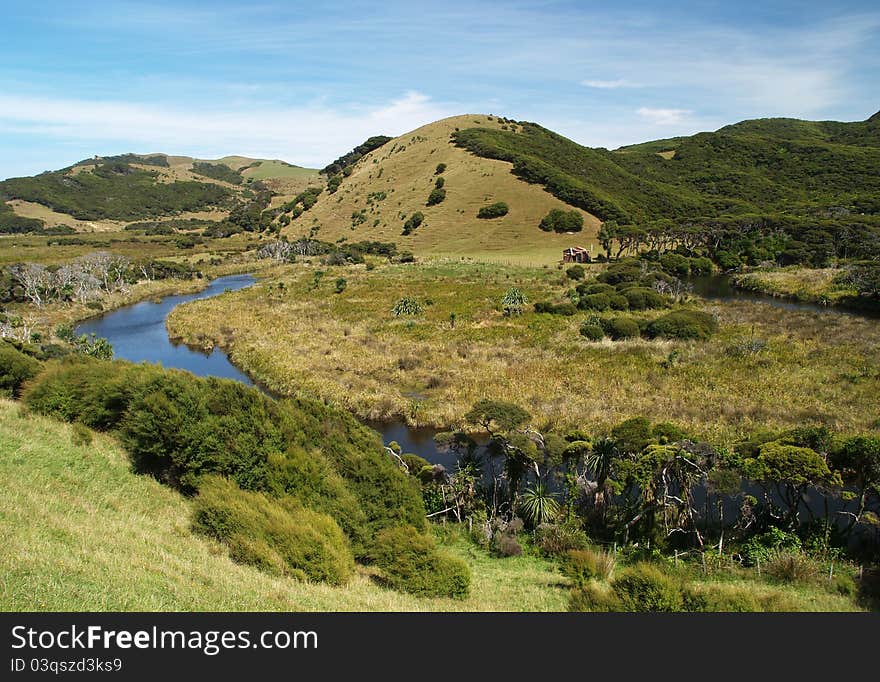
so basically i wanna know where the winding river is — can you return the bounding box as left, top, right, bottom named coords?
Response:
left=75, top=274, right=450, bottom=465
left=75, top=272, right=878, bottom=468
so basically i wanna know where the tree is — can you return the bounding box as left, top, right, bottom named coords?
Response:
left=831, top=436, right=880, bottom=534
left=743, top=442, right=840, bottom=529
left=539, top=209, right=583, bottom=233
left=598, top=220, right=619, bottom=259
left=501, top=287, right=527, bottom=316
left=426, top=188, right=446, bottom=206
left=520, top=484, right=560, bottom=527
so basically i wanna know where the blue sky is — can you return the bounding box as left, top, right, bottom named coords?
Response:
left=1, top=0, right=878, bottom=179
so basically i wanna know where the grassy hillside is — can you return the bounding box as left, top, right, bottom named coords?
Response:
left=282, top=115, right=602, bottom=264
left=1, top=153, right=320, bottom=233
left=0, top=399, right=567, bottom=611
left=454, top=112, right=880, bottom=223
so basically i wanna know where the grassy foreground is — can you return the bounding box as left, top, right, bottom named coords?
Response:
left=0, top=400, right=862, bottom=612
left=167, top=260, right=880, bottom=440
left=0, top=400, right=566, bottom=612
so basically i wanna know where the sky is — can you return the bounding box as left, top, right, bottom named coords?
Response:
left=1, top=0, right=878, bottom=179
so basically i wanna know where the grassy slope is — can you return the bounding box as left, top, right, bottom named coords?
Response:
left=167, top=260, right=880, bottom=439
left=283, top=115, right=601, bottom=265
left=0, top=400, right=860, bottom=612
left=0, top=400, right=567, bottom=612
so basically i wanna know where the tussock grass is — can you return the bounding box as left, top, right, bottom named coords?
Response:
left=0, top=400, right=567, bottom=611
left=733, top=267, right=857, bottom=305
left=167, top=261, right=880, bottom=440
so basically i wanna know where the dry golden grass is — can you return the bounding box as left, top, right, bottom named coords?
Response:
left=733, top=267, right=857, bottom=305
left=282, top=115, right=601, bottom=263
left=167, top=260, right=880, bottom=441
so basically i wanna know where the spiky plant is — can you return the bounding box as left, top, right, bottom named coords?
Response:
left=501, top=287, right=527, bottom=316
left=519, top=484, right=560, bottom=526
left=392, top=296, right=423, bottom=316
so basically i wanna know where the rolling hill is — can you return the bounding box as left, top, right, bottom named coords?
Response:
left=280, top=115, right=603, bottom=263
left=277, top=110, right=879, bottom=261
left=0, top=153, right=321, bottom=233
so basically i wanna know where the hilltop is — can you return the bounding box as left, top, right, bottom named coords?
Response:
left=274, top=110, right=879, bottom=261
left=0, top=153, right=320, bottom=233
left=280, top=115, right=603, bottom=263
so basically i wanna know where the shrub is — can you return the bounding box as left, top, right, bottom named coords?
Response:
left=534, top=521, right=589, bottom=555
left=493, top=532, right=523, bottom=557
left=0, top=341, right=41, bottom=398
left=597, top=262, right=642, bottom=285
left=690, top=256, right=714, bottom=275
left=192, top=477, right=354, bottom=585
left=561, top=548, right=617, bottom=585
left=401, top=453, right=430, bottom=476
left=763, top=550, right=820, bottom=585
left=682, top=584, right=761, bottom=612
left=608, top=294, right=629, bottom=310
left=392, top=297, right=423, bottom=316
left=334, top=278, right=347, bottom=294
left=477, top=202, right=509, bottom=219
left=579, top=323, right=604, bottom=341
left=659, top=253, right=690, bottom=277
left=569, top=582, right=622, bottom=612
left=622, top=287, right=667, bottom=310
left=579, top=293, right=610, bottom=311
left=533, top=301, right=576, bottom=316
left=426, top=188, right=446, bottom=206
left=434, top=176, right=445, bottom=189
left=646, top=310, right=718, bottom=340
left=611, top=563, right=684, bottom=612
left=740, top=528, right=802, bottom=566
left=603, top=316, right=641, bottom=340
left=566, top=265, right=585, bottom=280
left=434, top=163, right=446, bottom=175
left=402, top=212, right=424, bottom=235
left=371, top=525, right=470, bottom=598
left=539, top=209, right=583, bottom=233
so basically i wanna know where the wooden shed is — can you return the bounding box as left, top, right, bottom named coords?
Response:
left=563, top=247, right=591, bottom=263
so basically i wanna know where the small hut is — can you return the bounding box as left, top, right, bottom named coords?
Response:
left=563, top=247, right=591, bottom=263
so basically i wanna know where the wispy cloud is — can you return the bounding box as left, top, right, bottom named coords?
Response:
left=0, top=91, right=457, bottom=170
left=581, top=79, right=639, bottom=89
left=637, top=107, right=692, bottom=126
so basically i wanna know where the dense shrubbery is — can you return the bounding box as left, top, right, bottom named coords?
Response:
left=646, top=310, right=718, bottom=340
left=22, top=358, right=425, bottom=557
left=533, top=301, right=577, bottom=316
left=371, top=525, right=470, bottom=598
left=0, top=341, right=41, bottom=398
left=477, top=202, right=509, bottom=219
left=0, top=164, right=231, bottom=220
left=193, top=476, right=354, bottom=584
left=578, top=322, right=604, bottom=341
left=539, top=208, right=583, bottom=233
left=191, top=162, right=242, bottom=185
left=602, top=316, right=640, bottom=340
left=322, top=136, right=393, bottom=176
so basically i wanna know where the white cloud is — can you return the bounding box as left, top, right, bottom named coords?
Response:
left=0, top=91, right=456, bottom=168
left=580, top=79, right=638, bottom=89
left=636, top=107, right=692, bottom=126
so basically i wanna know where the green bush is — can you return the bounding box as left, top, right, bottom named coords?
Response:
left=579, top=293, right=611, bottom=311
left=477, top=202, right=509, bottom=219
left=740, top=527, right=802, bottom=566
left=426, top=188, right=446, bottom=206
left=608, top=294, right=629, bottom=310
left=534, top=521, right=589, bottom=555
left=0, top=341, right=41, bottom=398
left=434, top=163, right=446, bottom=175
left=579, top=322, right=605, bottom=341
left=402, top=212, right=424, bottom=235
left=690, top=256, right=714, bottom=275
left=763, top=550, right=820, bottom=585
left=371, top=525, right=471, bottom=598
left=565, top=265, right=585, bottom=280
left=539, top=208, right=584, bottom=233
left=603, top=316, right=641, bottom=340
left=646, top=310, right=718, bottom=340
left=659, top=253, right=691, bottom=277
left=24, top=358, right=425, bottom=555
left=611, top=563, right=684, bottom=612
left=577, top=282, right=616, bottom=296
left=621, top=287, right=667, bottom=310
left=569, top=582, right=622, bottom=612
left=193, top=477, right=354, bottom=585
left=401, top=453, right=430, bottom=477
left=533, top=301, right=577, bottom=316
left=682, top=584, right=761, bottom=612
left=561, top=548, right=617, bottom=585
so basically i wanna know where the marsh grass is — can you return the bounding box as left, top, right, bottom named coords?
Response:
left=167, top=260, right=880, bottom=439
